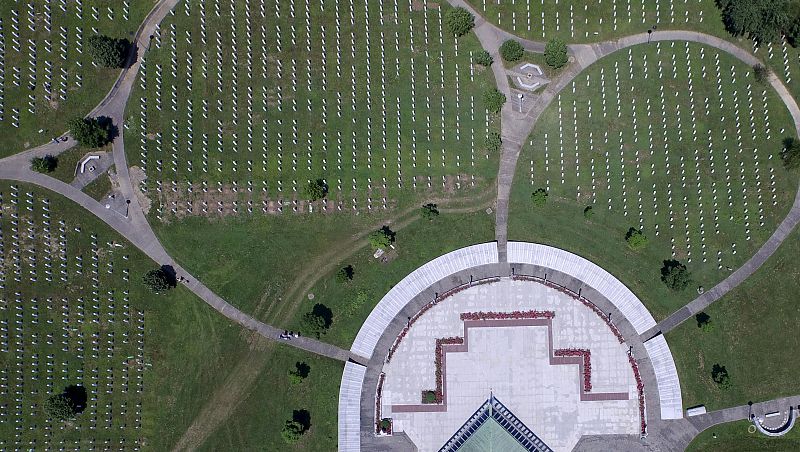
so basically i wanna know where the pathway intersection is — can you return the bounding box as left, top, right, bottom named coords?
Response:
left=1, top=1, right=800, bottom=450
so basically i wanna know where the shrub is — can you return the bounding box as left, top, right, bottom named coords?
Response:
left=281, top=419, right=306, bottom=444
left=483, top=88, right=506, bottom=113
left=711, top=364, right=731, bottom=389
left=335, top=265, right=354, bottom=283
left=44, top=394, right=76, bottom=420
left=545, top=38, right=569, bottom=69
left=143, top=268, right=172, bottom=293
left=421, top=203, right=439, bottom=221
left=583, top=205, right=594, bottom=219
left=67, top=116, right=112, bottom=148
left=695, top=312, right=714, bottom=332
left=444, top=7, right=475, bottom=37
left=288, top=362, right=311, bottom=385
left=30, top=155, right=58, bottom=173
left=485, top=131, right=502, bottom=152
left=422, top=390, right=437, bottom=404
left=625, top=227, right=648, bottom=250
left=368, top=227, right=394, bottom=249
left=781, top=137, right=800, bottom=170
left=753, top=64, right=769, bottom=84
left=531, top=188, right=548, bottom=207
left=499, top=39, right=524, bottom=62
left=303, top=179, right=327, bottom=200
left=474, top=50, right=493, bottom=66
left=660, top=259, right=691, bottom=291
left=87, top=35, right=130, bottom=68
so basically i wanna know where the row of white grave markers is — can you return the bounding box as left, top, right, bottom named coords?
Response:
left=0, top=185, right=145, bottom=448
left=530, top=42, right=782, bottom=268
left=131, top=0, right=487, bottom=218
left=483, top=0, right=706, bottom=38
left=0, top=2, right=134, bottom=133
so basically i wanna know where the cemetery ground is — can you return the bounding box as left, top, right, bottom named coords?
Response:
left=509, top=41, right=799, bottom=319
left=687, top=420, right=800, bottom=451
left=0, top=181, right=344, bottom=450
left=667, top=227, right=800, bottom=413
left=0, top=1, right=152, bottom=155
left=126, top=0, right=499, bottom=217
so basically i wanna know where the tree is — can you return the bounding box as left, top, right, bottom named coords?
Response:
left=625, top=227, right=649, bottom=250
left=368, top=227, right=394, bottom=249
left=288, top=361, right=311, bottom=385
left=30, top=155, right=58, bottom=173
left=67, top=116, right=112, bottom=148
left=303, top=179, right=327, bottom=200
left=281, top=419, right=306, bottom=443
left=87, top=35, right=130, bottom=68
left=483, top=89, right=506, bottom=113
left=753, top=64, right=769, bottom=84
left=499, top=39, right=524, bottom=62
left=695, top=312, right=714, bottom=332
left=717, top=0, right=791, bottom=44
left=143, top=268, right=171, bottom=293
left=335, top=265, right=354, bottom=283
left=44, top=393, right=76, bottom=420
left=421, top=203, right=439, bottom=221
left=544, top=38, right=569, bottom=69
left=583, top=205, right=594, bottom=219
left=711, top=363, right=731, bottom=389
left=302, top=303, right=333, bottom=338
left=781, top=137, right=800, bottom=170
left=531, top=188, right=548, bottom=207
left=485, top=132, right=502, bottom=152
left=660, top=259, right=691, bottom=291
left=474, top=50, right=493, bottom=67
left=444, top=7, right=475, bottom=37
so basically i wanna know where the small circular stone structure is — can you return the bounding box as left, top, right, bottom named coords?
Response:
left=338, top=243, right=683, bottom=452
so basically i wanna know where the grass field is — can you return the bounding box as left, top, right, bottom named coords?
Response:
left=125, top=0, right=499, bottom=219
left=666, top=226, right=800, bottom=411
left=508, top=41, right=799, bottom=319
left=464, top=0, right=727, bottom=43
left=0, top=1, right=152, bottom=155
left=0, top=180, right=306, bottom=449
left=687, top=420, right=800, bottom=451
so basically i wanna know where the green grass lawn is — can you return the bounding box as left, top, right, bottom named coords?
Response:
left=0, top=1, right=152, bottom=155
left=82, top=171, right=114, bottom=201
left=125, top=0, right=499, bottom=218
left=687, top=420, right=800, bottom=452
left=666, top=226, right=800, bottom=411
left=464, top=0, right=728, bottom=43
left=285, top=210, right=496, bottom=348
left=508, top=41, right=799, bottom=319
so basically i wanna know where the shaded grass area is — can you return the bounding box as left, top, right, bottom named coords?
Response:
left=196, top=349, right=342, bottom=452
left=687, top=420, right=800, bottom=452
left=82, top=171, right=114, bottom=201
left=287, top=211, right=496, bottom=348
left=666, top=228, right=800, bottom=411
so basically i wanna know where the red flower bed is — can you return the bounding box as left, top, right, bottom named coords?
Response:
left=629, top=354, right=647, bottom=435
left=554, top=348, right=592, bottom=392
left=512, top=275, right=625, bottom=344
left=385, top=278, right=501, bottom=363
left=460, top=309, right=555, bottom=321
left=375, top=372, right=386, bottom=434
left=422, top=336, right=464, bottom=404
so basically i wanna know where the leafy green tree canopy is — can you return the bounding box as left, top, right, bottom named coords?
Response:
left=531, top=188, right=548, bottom=207
left=660, top=259, right=691, bottom=291
left=544, top=38, right=569, bottom=69
left=87, top=35, right=130, bottom=68
left=483, top=89, right=507, bottom=113
left=499, top=39, right=524, bottom=62
left=421, top=203, right=439, bottom=221
left=31, top=155, right=58, bottom=173
left=485, top=131, right=502, bottom=152
left=68, top=116, right=112, bottom=148
left=717, top=0, right=800, bottom=44
left=44, top=394, right=76, bottom=420
left=474, top=50, right=493, bottom=66
left=368, top=227, right=394, bottom=249
left=625, top=227, right=648, bottom=250
left=444, top=7, right=475, bottom=37
left=143, top=268, right=172, bottom=293
left=303, top=179, right=328, bottom=201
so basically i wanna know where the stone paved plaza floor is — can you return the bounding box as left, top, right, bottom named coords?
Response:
left=381, top=279, right=639, bottom=451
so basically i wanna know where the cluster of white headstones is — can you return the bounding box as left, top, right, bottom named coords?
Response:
left=483, top=0, right=705, bottom=38
left=0, top=1, right=131, bottom=130
left=132, top=0, right=484, bottom=218
left=0, top=185, right=145, bottom=449
left=533, top=42, right=779, bottom=267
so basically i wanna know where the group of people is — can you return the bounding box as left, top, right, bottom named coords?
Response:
left=280, top=330, right=299, bottom=340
